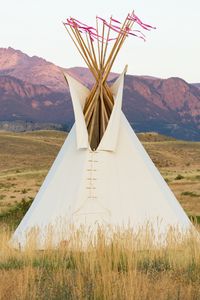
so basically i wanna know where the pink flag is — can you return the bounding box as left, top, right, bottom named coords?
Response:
left=110, top=17, right=121, bottom=24
left=128, top=14, right=156, bottom=30
left=96, top=16, right=107, bottom=23
left=64, top=13, right=153, bottom=43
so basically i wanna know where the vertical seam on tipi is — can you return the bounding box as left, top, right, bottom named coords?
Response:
left=86, top=151, right=98, bottom=200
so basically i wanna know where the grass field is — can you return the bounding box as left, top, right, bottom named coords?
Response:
left=0, top=130, right=199, bottom=218
left=0, top=226, right=200, bottom=300
left=0, top=130, right=200, bottom=299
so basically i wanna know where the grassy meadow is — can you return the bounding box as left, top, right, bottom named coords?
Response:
left=0, top=130, right=200, bottom=299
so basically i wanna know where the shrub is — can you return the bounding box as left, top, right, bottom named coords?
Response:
left=0, top=198, right=33, bottom=228
left=21, top=189, right=28, bottom=194
left=175, top=174, right=184, bottom=180
left=181, top=191, right=199, bottom=197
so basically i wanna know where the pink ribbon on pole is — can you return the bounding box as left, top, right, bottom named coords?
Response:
left=72, top=18, right=97, bottom=32
left=64, top=18, right=101, bottom=42
left=104, top=22, right=146, bottom=41
left=110, top=17, right=121, bottom=24
left=128, top=14, right=156, bottom=30
left=64, top=12, right=155, bottom=43
left=96, top=16, right=107, bottom=23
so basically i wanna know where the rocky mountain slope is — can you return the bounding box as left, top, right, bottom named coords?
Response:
left=193, top=83, right=200, bottom=89
left=0, top=47, right=199, bottom=140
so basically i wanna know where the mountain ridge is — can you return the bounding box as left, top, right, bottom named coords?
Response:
left=0, top=47, right=199, bottom=140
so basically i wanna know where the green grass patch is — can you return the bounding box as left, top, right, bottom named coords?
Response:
left=182, top=191, right=200, bottom=197
left=0, top=198, right=33, bottom=228
left=137, top=256, right=171, bottom=273
left=189, top=215, right=200, bottom=224
left=0, top=257, right=26, bottom=270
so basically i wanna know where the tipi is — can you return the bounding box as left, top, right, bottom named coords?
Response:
left=11, top=12, right=192, bottom=249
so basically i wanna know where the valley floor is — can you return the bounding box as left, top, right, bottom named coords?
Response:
left=0, top=131, right=200, bottom=300
left=0, top=130, right=199, bottom=217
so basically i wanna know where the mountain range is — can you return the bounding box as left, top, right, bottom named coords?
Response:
left=0, top=47, right=199, bottom=140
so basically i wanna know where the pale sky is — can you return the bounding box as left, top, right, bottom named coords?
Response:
left=0, top=0, right=199, bottom=83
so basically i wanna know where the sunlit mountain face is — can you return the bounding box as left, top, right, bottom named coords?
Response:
left=0, top=47, right=200, bottom=140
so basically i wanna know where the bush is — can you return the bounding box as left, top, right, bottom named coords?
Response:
left=21, top=189, right=28, bottom=194
left=181, top=191, right=199, bottom=197
left=175, top=174, right=184, bottom=180
left=0, top=198, right=33, bottom=228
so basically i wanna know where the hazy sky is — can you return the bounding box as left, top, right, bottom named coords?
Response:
left=1, top=0, right=199, bottom=82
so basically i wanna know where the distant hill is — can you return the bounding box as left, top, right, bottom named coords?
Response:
left=0, top=47, right=67, bottom=91
left=0, top=47, right=200, bottom=140
left=137, top=132, right=176, bottom=142
left=0, top=75, right=73, bottom=124
left=193, top=83, right=200, bottom=89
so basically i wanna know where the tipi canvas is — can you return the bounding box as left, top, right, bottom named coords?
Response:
left=11, top=69, right=192, bottom=249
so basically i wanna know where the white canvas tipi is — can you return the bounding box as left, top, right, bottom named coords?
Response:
left=11, top=12, right=194, bottom=249
left=11, top=69, right=192, bottom=249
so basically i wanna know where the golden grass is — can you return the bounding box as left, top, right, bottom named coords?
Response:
left=0, top=131, right=200, bottom=298
left=1, top=226, right=200, bottom=299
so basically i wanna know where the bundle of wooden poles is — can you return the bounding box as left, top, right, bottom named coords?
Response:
left=63, top=12, right=155, bottom=150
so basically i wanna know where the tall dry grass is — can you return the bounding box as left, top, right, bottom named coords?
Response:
left=0, top=225, right=200, bottom=299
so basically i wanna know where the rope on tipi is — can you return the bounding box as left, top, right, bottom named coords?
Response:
left=63, top=12, right=155, bottom=150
